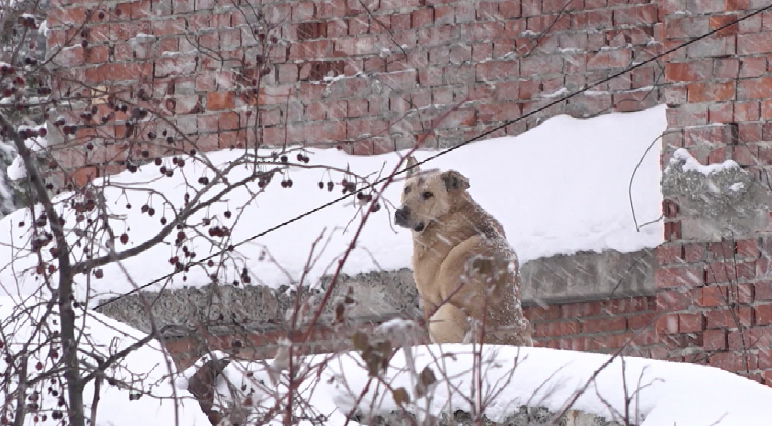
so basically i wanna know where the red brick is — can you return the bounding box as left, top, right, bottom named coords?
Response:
left=197, top=114, right=219, bottom=133
left=587, top=49, right=630, bottom=70
left=571, top=10, right=613, bottom=29
left=627, top=312, right=657, bottom=330
left=205, top=91, right=234, bottom=111
left=708, top=146, right=728, bottom=163
left=656, top=290, right=695, bottom=311
left=726, top=0, right=751, bottom=10
left=706, top=102, right=732, bottom=124
left=732, top=144, right=760, bottom=166
left=289, top=40, right=333, bottom=60
left=598, top=298, right=641, bottom=315
left=705, top=261, right=756, bottom=284
left=709, top=351, right=755, bottom=372
left=737, top=57, right=768, bottom=78
left=656, top=243, right=684, bottom=265
left=664, top=220, right=682, bottom=241
left=71, top=166, right=97, bottom=186
left=534, top=321, right=579, bottom=337
left=49, top=7, right=83, bottom=26
left=476, top=1, right=499, bottom=19
left=291, top=1, right=315, bottom=21
left=632, top=328, right=658, bottom=346
left=687, top=82, right=734, bottom=102
left=347, top=118, right=388, bottom=139
left=756, top=304, right=772, bottom=325
left=727, top=330, right=757, bottom=353
left=664, top=15, right=709, bottom=39
left=667, top=104, right=710, bottom=127
left=581, top=317, right=626, bottom=334
left=761, top=99, right=772, bottom=120
left=703, top=329, right=727, bottom=350
left=744, top=325, right=772, bottom=348
left=656, top=266, right=703, bottom=288
left=734, top=101, right=760, bottom=122
left=759, top=350, right=772, bottom=368
left=737, top=122, right=762, bottom=143
left=700, top=285, right=727, bottom=306
left=679, top=312, right=705, bottom=332
left=709, top=14, right=740, bottom=36
left=655, top=313, right=679, bottom=335
left=738, top=77, right=772, bottom=100
left=525, top=305, right=562, bottom=321
left=706, top=306, right=753, bottom=329
left=738, top=283, right=755, bottom=304
left=218, top=112, right=238, bottom=131
left=760, top=258, right=772, bottom=279
left=683, top=243, right=705, bottom=262
left=756, top=282, right=772, bottom=300
left=411, top=8, right=433, bottom=28
left=738, top=32, right=772, bottom=55
left=613, top=4, right=658, bottom=26
left=560, top=301, right=601, bottom=319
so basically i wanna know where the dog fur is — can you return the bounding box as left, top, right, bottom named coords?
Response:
left=394, top=157, right=532, bottom=346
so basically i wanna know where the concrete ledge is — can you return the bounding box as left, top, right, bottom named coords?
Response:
left=520, top=248, right=656, bottom=305
left=97, top=249, right=657, bottom=335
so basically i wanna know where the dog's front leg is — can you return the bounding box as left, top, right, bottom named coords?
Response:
left=429, top=303, right=468, bottom=343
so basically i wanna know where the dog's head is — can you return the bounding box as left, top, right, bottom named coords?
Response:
left=394, top=156, right=470, bottom=233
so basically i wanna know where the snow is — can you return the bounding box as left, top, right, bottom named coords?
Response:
left=0, top=105, right=665, bottom=302
left=130, top=33, right=156, bottom=43
left=671, top=148, right=740, bottom=175
left=37, top=19, right=48, bottom=36
left=541, top=87, right=569, bottom=98
left=0, top=295, right=210, bottom=426
left=5, top=124, right=48, bottom=181
left=203, top=344, right=772, bottom=426
left=0, top=172, right=15, bottom=212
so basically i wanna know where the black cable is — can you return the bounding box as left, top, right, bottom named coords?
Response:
left=95, top=4, right=772, bottom=310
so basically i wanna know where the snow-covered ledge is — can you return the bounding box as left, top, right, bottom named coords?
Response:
left=662, top=148, right=772, bottom=239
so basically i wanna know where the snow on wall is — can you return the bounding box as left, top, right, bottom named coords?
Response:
left=0, top=105, right=665, bottom=302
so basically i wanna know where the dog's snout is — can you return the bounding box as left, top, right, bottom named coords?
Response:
left=394, top=206, right=409, bottom=226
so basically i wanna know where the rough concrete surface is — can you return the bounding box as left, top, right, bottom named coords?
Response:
left=662, top=153, right=772, bottom=239
left=520, top=249, right=655, bottom=304
left=97, top=249, right=655, bottom=336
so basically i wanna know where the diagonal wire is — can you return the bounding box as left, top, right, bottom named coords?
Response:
left=95, top=4, right=772, bottom=309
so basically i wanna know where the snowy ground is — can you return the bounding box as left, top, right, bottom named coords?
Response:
left=0, top=105, right=666, bottom=302
left=187, top=340, right=772, bottom=426
left=0, top=295, right=210, bottom=426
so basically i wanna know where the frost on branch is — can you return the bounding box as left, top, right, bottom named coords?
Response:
left=662, top=148, right=772, bottom=237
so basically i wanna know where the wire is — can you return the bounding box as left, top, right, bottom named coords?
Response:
left=95, top=4, right=772, bottom=310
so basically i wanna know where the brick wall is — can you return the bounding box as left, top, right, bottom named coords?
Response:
left=523, top=296, right=661, bottom=356
left=656, top=0, right=772, bottom=384
left=44, top=0, right=662, bottom=184
left=42, top=0, right=772, bottom=385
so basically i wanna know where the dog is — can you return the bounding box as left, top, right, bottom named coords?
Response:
left=394, top=156, right=532, bottom=346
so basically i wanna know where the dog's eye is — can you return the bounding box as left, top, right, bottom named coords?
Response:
left=421, top=191, right=433, bottom=200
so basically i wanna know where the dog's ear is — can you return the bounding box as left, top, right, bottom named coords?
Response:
left=441, top=170, right=470, bottom=191
left=405, top=155, right=419, bottom=178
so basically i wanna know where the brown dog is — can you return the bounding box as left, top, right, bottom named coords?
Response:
left=394, top=157, right=532, bottom=346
